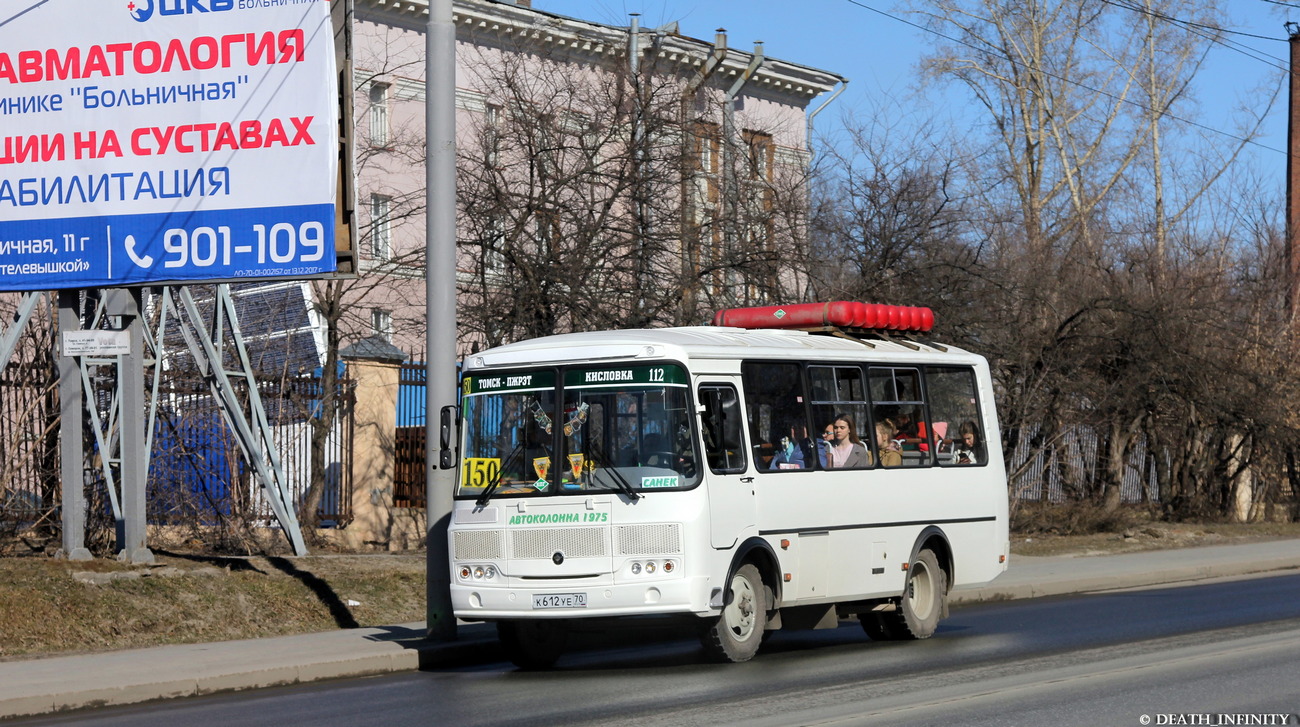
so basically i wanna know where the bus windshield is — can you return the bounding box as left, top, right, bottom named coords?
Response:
left=458, top=364, right=700, bottom=499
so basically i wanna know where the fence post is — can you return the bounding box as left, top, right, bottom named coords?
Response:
left=340, top=336, right=409, bottom=550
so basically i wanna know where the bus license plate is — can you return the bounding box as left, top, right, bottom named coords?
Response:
left=533, top=593, right=587, bottom=609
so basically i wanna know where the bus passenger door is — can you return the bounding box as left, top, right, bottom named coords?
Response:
left=698, top=382, right=753, bottom=549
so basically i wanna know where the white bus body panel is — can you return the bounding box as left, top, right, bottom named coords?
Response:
left=452, top=326, right=1009, bottom=622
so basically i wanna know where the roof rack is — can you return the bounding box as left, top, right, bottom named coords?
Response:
left=712, top=302, right=935, bottom=339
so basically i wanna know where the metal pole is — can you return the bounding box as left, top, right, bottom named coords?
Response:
left=425, top=0, right=457, bottom=642
left=57, top=290, right=91, bottom=561
left=1287, top=24, right=1300, bottom=325
left=110, top=288, right=154, bottom=564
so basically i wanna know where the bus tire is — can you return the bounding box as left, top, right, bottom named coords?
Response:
left=497, top=619, right=568, bottom=669
left=885, top=548, right=946, bottom=640
left=700, top=563, right=767, bottom=662
left=860, top=611, right=904, bottom=641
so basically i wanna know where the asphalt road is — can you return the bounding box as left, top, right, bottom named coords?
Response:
left=18, top=572, right=1300, bottom=727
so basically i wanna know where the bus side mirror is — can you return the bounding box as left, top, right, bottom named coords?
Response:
left=439, top=405, right=457, bottom=469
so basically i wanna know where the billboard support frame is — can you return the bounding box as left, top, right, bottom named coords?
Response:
left=172, top=285, right=309, bottom=556
left=54, top=285, right=310, bottom=558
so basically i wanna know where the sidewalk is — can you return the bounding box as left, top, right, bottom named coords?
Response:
left=5, top=539, right=1300, bottom=720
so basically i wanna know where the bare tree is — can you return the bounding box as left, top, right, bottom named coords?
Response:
left=455, top=35, right=816, bottom=347
left=802, top=0, right=1297, bottom=523
left=297, top=24, right=432, bottom=533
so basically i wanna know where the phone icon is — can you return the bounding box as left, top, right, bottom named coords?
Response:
left=124, top=235, right=154, bottom=268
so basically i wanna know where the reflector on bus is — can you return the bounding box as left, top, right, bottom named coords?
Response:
left=711, top=302, right=935, bottom=334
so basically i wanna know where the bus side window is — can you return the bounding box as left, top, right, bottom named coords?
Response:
left=926, top=367, right=985, bottom=467
left=809, top=364, right=870, bottom=470
left=741, top=362, right=812, bottom=472
left=699, top=384, right=747, bottom=474
left=869, top=367, right=933, bottom=467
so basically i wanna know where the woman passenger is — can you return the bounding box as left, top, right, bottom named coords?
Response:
left=825, top=413, right=870, bottom=469
left=953, top=420, right=981, bottom=465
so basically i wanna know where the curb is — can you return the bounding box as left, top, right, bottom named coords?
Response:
left=950, top=555, right=1300, bottom=605
left=0, top=625, right=499, bottom=720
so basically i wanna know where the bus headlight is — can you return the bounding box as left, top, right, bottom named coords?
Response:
left=645, top=561, right=657, bottom=574
left=630, top=562, right=642, bottom=575
left=459, top=564, right=498, bottom=582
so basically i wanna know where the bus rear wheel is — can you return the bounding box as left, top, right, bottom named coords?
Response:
left=700, top=563, right=768, bottom=662
left=497, top=619, right=568, bottom=670
left=860, top=611, right=904, bottom=641
left=881, top=548, right=946, bottom=640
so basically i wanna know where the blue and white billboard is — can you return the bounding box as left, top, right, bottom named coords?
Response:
left=0, top=0, right=338, bottom=291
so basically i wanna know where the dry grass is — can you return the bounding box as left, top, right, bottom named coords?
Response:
left=0, top=552, right=426, bottom=660
left=1010, top=520, right=1300, bottom=557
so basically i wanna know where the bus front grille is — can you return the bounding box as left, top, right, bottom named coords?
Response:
left=616, top=524, right=682, bottom=555
left=511, top=527, right=607, bottom=559
left=454, top=529, right=505, bottom=560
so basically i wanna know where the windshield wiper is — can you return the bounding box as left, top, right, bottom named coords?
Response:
left=475, top=442, right=525, bottom=508
left=584, top=438, right=640, bottom=502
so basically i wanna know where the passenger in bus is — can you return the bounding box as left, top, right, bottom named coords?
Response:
left=826, top=414, right=870, bottom=469
left=499, top=397, right=523, bottom=450
left=673, top=422, right=698, bottom=476
left=641, top=432, right=669, bottom=467
left=953, top=421, right=981, bottom=465
left=813, top=423, right=835, bottom=469
left=875, top=420, right=903, bottom=467
left=892, top=411, right=929, bottom=452
left=769, top=435, right=805, bottom=470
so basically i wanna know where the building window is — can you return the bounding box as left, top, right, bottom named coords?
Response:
left=372, top=309, right=392, bottom=342
left=694, top=122, right=720, bottom=178
left=370, top=193, right=391, bottom=261
left=484, top=103, right=502, bottom=168
left=369, top=81, right=390, bottom=147
left=744, top=130, right=773, bottom=182
left=530, top=209, right=559, bottom=256
left=484, top=216, right=507, bottom=277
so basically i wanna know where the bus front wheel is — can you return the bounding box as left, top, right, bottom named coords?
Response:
left=700, top=563, right=768, bottom=662
left=497, top=619, right=568, bottom=669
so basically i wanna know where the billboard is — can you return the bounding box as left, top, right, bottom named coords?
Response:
left=0, top=0, right=339, bottom=290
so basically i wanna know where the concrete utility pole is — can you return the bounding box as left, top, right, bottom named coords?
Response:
left=109, top=288, right=153, bottom=565
left=1287, top=23, right=1300, bottom=325
left=57, top=291, right=91, bottom=561
left=425, top=0, right=457, bottom=642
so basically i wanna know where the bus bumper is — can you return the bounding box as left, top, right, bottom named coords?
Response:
left=452, top=575, right=713, bottom=620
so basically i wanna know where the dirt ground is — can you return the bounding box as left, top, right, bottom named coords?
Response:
left=4, top=520, right=1300, bottom=661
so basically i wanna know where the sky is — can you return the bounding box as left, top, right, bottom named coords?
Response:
left=531, top=0, right=1297, bottom=191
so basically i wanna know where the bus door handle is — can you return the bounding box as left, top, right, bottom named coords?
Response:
left=439, top=405, right=458, bottom=469
left=740, top=477, right=754, bottom=483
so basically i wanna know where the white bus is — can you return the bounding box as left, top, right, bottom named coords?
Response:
left=450, top=302, right=1008, bottom=667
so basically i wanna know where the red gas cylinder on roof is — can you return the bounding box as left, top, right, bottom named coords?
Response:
left=712, top=301, right=935, bottom=334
